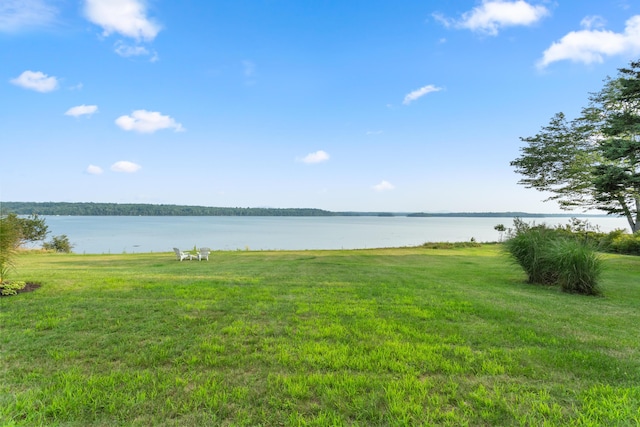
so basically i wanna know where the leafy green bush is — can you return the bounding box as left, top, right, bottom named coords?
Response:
left=599, top=230, right=640, bottom=255
left=0, top=281, right=26, bottom=296
left=547, top=239, right=602, bottom=295
left=43, top=234, right=74, bottom=253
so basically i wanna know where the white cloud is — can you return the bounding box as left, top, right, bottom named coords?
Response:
left=373, top=180, right=395, bottom=192
left=114, top=40, right=149, bottom=57
left=434, top=0, right=549, bottom=36
left=65, top=104, right=98, bottom=117
left=299, top=150, right=330, bottom=164
left=0, top=0, right=57, bottom=33
left=86, top=164, right=104, bottom=175
left=10, top=70, right=59, bottom=92
left=111, top=161, right=141, bottom=173
left=538, top=15, right=640, bottom=68
left=580, top=15, right=607, bottom=30
left=403, top=84, right=442, bottom=105
left=115, top=110, right=184, bottom=133
left=84, top=0, right=161, bottom=41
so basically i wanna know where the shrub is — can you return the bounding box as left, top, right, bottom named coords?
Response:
left=0, top=281, right=26, bottom=296
left=494, top=224, right=506, bottom=242
left=43, top=234, right=74, bottom=253
left=421, top=241, right=482, bottom=249
left=503, top=225, right=559, bottom=284
left=599, top=230, right=640, bottom=255
left=1, top=212, right=51, bottom=283
left=0, top=215, right=21, bottom=283
left=547, top=239, right=602, bottom=295
left=503, top=220, right=603, bottom=295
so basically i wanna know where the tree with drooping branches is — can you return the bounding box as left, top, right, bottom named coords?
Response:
left=512, top=59, right=640, bottom=234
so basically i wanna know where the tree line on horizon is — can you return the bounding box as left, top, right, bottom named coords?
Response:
left=1, top=202, right=600, bottom=218
left=0, top=202, right=338, bottom=217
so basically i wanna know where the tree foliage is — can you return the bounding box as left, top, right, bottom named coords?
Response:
left=0, top=202, right=338, bottom=217
left=512, top=60, right=640, bottom=233
left=0, top=213, right=49, bottom=245
left=43, top=235, right=74, bottom=253
left=0, top=213, right=50, bottom=282
left=0, top=215, right=21, bottom=283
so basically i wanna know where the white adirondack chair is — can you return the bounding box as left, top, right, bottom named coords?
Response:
left=173, top=248, right=194, bottom=261
left=197, top=247, right=210, bottom=261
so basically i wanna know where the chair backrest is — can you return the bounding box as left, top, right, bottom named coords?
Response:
left=198, top=247, right=210, bottom=260
left=173, top=248, right=188, bottom=260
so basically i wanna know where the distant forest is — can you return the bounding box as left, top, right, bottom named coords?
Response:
left=1, top=202, right=339, bottom=217
left=0, top=202, right=599, bottom=218
left=405, top=212, right=593, bottom=218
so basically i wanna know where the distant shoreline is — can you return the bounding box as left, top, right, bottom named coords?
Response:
left=1, top=201, right=609, bottom=218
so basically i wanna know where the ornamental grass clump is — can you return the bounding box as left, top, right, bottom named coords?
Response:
left=503, top=225, right=558, bottom=285
left=504, top=220, right=603, bottom=295
left=548, top=239, right=602, bottom=296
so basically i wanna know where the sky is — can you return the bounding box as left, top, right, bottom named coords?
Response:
left=2, top=0, right=640, bottom=213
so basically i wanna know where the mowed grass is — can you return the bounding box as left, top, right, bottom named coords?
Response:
left=1, top=245, right=639, bottom=426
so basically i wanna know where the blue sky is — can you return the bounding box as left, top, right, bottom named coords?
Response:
left=2, top=0, right=640, bottom=213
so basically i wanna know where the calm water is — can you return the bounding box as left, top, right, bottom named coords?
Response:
left=39, top=215, right=630, bottom=254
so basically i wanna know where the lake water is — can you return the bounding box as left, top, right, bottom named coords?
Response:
left=39, top=215, right=631, bottom=254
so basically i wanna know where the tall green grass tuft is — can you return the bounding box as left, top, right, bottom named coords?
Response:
left=503, top=225, right=558, bottom=285
left=548, top=238, right=602, bottom=295
left=503, top=220, right=603, bottom=295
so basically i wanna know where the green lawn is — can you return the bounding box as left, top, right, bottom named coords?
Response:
left=2, top=245, right=639, bottom=426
